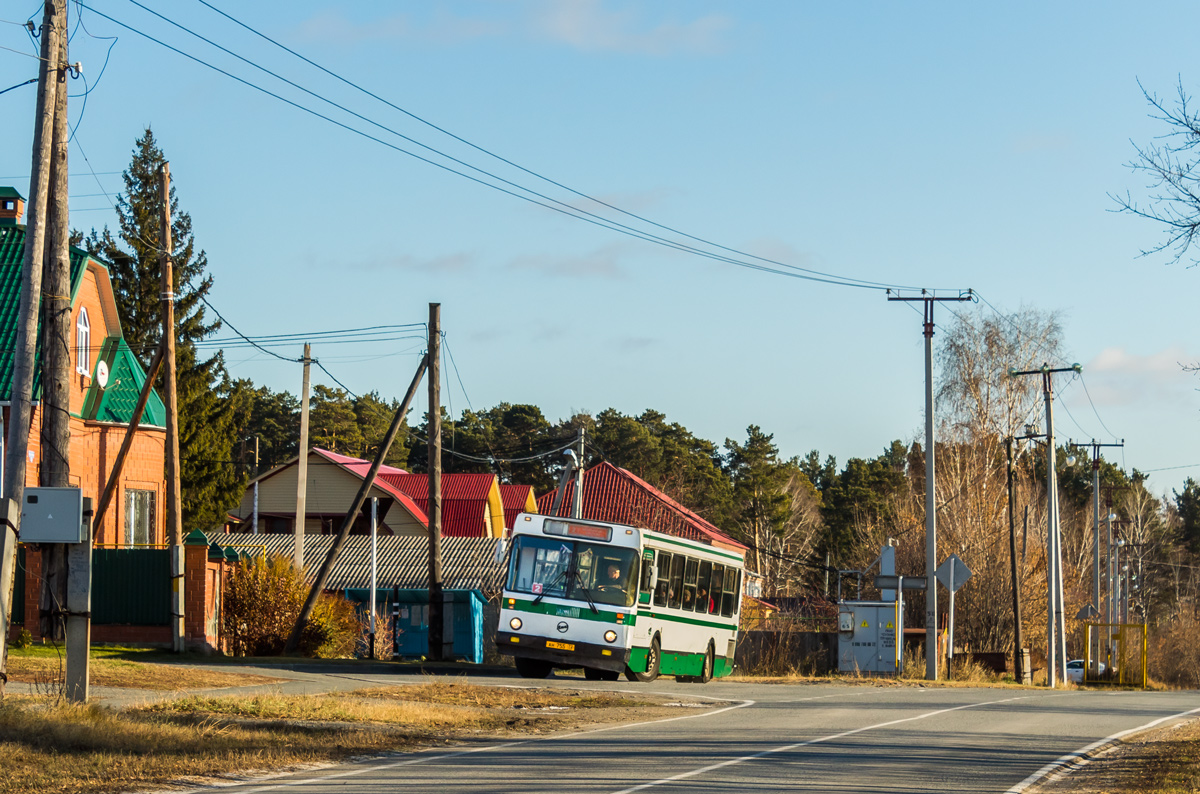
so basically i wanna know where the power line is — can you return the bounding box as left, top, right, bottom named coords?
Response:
left=191, top=0, right=931, bottom=293
left=80, top=2, right=956, bottom=293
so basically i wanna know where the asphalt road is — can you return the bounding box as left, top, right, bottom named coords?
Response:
left=183, top=671, right=1200, bottom=794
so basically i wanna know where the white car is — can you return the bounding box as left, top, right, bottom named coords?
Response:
left=1065, top=659, right=1105, bottom=683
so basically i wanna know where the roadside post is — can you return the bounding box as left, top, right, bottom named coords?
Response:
left=935, top=554, right=972, bottom=670
left=21, top=487, right=90, bottom=702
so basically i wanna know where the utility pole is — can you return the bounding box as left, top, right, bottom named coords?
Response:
left=294, top=343, right=311, bottom=569
left=252, top=436, right=259, bottom=534
left=1073, top=438, right=1123, bottom=676
left=1006, top=437, right=1026, bottom=683
left=571, top=425, right=585, bottom=519
left=369, top=496, right=378, bottom=659
left=160, top=163, right=184, bottom=653
left=1010, top=363, right=1080, bottom=687
left=427, top=303, right=444, bottom=662
left=888, top=288, right=973, bottom=681
left=39, top=14, right=71, bottom=640
left=0, top=0, right=63, bottom=695
left=284, top=355, right=427, bottom=655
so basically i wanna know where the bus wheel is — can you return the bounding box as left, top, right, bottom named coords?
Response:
left=514, top=657, right=552, bottom=679
left=626, top=637, right=660, bottom=682
left=698, top=643, right=714, bottom=684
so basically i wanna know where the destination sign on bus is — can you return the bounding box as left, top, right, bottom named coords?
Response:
left=543, top=520, right=612, bottom=542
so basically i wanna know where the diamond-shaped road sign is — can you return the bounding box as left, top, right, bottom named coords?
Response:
left=935, top=554, right=972, bottom=593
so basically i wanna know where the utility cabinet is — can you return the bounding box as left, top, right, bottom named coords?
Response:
left=838, top=600, right=902, bottom=674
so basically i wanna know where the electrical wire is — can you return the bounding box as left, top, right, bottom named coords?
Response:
left=312, top=359, right=357, bottom=399
left=0, top=77, right=36, bottom=95
left=81, top=2, right=958, bottom=292
left=189, top=0, right=936, bottom=294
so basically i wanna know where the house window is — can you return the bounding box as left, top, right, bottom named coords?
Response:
left=125, top=489, right=155, bottom=546
left=75, top=308, right=91, bottom=375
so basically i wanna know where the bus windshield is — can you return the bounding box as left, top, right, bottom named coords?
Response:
left=507, top=534, right=639, bottom=608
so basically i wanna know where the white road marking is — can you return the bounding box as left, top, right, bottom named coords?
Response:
left=1001, top=705, right=1200, bottom=793
left=218, top=695, right=756, bottom=793
left=608, top=693, right=1038, bottom=794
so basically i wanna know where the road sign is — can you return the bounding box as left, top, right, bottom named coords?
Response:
left=1076, top=604, right=1100, bottom=620
left=935, top=554, right=972, bottom=593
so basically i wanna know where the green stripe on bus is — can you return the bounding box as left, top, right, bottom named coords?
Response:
left=506, top=598, right=627, bottom=623
left=646, top=534, right=745, bottom=562
left=636, top=610, right=738, bottom=631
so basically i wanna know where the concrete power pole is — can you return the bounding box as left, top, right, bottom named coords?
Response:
left=1075, top=439, right=1122, bottom=676
left=888, top=289, right=973, bottom=681
left=427, top=303, right=445, bottom=662
left=39, top=16, right=71, bottom=641
left=294, top=343, right=311, bottom=570
left=1010, top=363, right=1080, bottom=687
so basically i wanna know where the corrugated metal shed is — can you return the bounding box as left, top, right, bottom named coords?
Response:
left=536, top=461, right=746, bottom=551
left=213, top=533, right=506, bottom=593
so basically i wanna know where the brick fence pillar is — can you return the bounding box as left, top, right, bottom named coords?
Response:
left=22, top=547, right=41, bottom=642
left=183, top=531, right=211, bottom=653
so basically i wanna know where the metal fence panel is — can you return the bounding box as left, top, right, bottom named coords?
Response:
left=92, top=549, right=171, bottom=625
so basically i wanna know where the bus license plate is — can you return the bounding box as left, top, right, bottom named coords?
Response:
left=546, top=640, right=574, bottom=651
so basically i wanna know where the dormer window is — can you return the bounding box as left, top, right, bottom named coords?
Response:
left=76, top=308, right=90, bottom=376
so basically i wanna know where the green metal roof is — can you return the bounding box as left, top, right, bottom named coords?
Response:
left=78, top=337, right=166, bottom=428
left=0, top=187, right=24, bottom=200
left=0, top=225, right=163, bottom=427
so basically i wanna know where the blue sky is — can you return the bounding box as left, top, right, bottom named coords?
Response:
left=2, top=1, right=1198, bottom=495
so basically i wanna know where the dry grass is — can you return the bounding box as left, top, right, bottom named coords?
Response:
left=0, top=681, right=704, bottom=794
left=5, top=656, right=282, bottom=691
left=1037, top=718, right=1200, bottom=794
left=0, top=699, right=405, bottom=794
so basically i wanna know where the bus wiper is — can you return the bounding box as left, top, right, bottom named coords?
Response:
left=572, top=570, right=599, bottom=614
left=533, top=570, right=568, bottom=605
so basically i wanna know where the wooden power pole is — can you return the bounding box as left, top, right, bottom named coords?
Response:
left=294, top=343, right=311, bottom=570
left=0, top=0, right=63, bottom=695
left=427, top=303, right=444, bottom=661
left=39, top=15, right=72, bottom=641
left=160, top=163, right=184, bottom=652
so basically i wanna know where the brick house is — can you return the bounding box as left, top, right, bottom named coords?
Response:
left=0, top=187, right=167, bottom=546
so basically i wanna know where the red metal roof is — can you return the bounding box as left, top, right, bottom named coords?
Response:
left=499, top=484, right=537, bottom=530
left=316, top=448, right=407, bottom=477
left=381, top=472, right=497, bottom=538
left=535, top=461, right=746, bottom=551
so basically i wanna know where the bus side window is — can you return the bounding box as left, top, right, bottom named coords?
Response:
left=709, top=565, right=724, bottom=615
left=653, top=552, right=671, bottom=607
left=721, top=568, right=739, bottom=617
left=681, top=558, right=698, bottom=610
left=640, top=551, right=655, bottom=597
left=668, top=555, right=685, bottom=610
left=695, top=561, right=713, bottom=613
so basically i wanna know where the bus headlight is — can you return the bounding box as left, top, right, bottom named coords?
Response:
left=604, top=630, right=617, bottom=643
left=509, top=617, right=523, bottom=631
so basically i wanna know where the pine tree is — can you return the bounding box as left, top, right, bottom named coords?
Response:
left=83, top=127, right=245, bottom=529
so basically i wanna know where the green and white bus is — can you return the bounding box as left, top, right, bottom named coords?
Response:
left=496, top=513, right=744, bottom=683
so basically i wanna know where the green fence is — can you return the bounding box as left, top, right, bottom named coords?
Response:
left=91, top=548, right=170, bottom=626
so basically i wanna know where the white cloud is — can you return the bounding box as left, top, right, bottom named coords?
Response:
left=508, top=242, right=631, bottom=278
left=1077, top=346, right=1199, bottom=408
left=531, top=0, right=731, bottom=55
left=353, top=252, right=474, bottom=273
left=290, top=3, right=728, bottom=53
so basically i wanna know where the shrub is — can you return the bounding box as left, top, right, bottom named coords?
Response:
left=12, top=628, right=32, bottom=650
left=1149, top=612, right=1200, bottom=689
left=222, top=555, right=360, bottom=658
